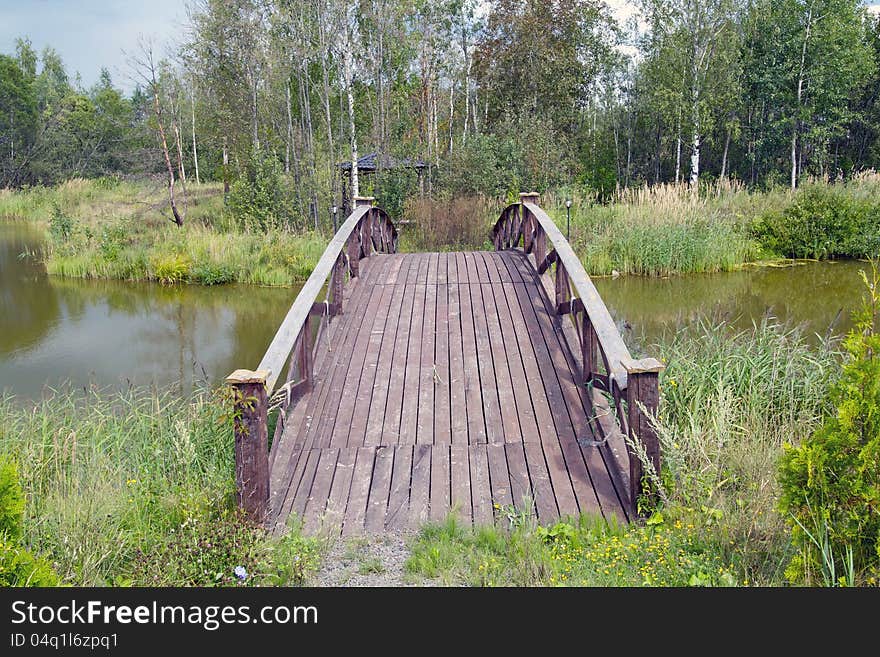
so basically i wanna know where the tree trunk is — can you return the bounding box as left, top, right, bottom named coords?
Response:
left=223, top=137, right=229, bottom=197
left=721, top=126, right=731, bottom=180
left=152, top=82, right=183, bottom=227
left=285, top=81, right=292, bottom=174
left=190, top=83, right=200, bottom=185
left=675, top=105, right=682, bottom=184
left=174, top=122, right=186, bottom=184
left=792, top=4, right=813, bottom=190
left=343, top=35, right=359, bottom=197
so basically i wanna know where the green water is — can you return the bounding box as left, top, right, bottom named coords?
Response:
left=593, top=259, right=867, bottom=349
left=0, top=220, right=868, bottom=398
left=0, top=221, right=298, bottom=399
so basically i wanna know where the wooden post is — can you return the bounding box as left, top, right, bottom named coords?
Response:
left=299, top=315, right=314, bottom=392
left=331, top=253, right=345, bottom=314
left=555, top=261, right=570, bottom=313
left=623, top=358, right=664, bottom=512
left=581, top=313, right=597, bottom=384
left=521, top=192, right=540, bottom=256
left=347, top=234, right=360, bottom=277
left=226, top=368, right=271, bottom=523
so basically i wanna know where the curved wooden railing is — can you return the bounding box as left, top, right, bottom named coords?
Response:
left=491, top=192, right=664, bottom=512
left=226, top=196, right=397, bottom=521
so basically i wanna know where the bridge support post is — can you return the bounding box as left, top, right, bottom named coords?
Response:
left=623, top=358, right=664, bottom=513
left=226, top=369, right=271, bottom=524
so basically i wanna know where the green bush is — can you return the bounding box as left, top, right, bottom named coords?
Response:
left=0, top=458, right=60, bottom=587
left=751, top=184, right=880, bottom=259
left=0, top=459, right=25, bottom=540
left=190, top=262, right=236, bottom=285
left=227, top=151, right=292, bottom=232
left=779, top=265, right=880, bottom=586
left=48, top=202, right=74, bottom=243
left=1, top=539, right=60, bottom=586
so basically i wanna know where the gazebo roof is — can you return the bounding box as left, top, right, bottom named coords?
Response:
left=337, top=151, right=428, bottom=172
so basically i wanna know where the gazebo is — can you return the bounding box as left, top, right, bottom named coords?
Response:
left=337, top=151, right=428, bottom=216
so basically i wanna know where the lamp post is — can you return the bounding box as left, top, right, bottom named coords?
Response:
left=565, top=199, right=572, bottom=241
left=331, top=205, right=338, bottom=234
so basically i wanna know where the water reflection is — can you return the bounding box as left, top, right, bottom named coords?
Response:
left=594, top=260, right=868, bottom=349
left=0, top=221, right=297, bottom=399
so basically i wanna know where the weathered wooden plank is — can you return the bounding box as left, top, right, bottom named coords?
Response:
left=303, top=448, right=339, bottom=533
left=312, top=257, right=393, bottom=449
left=475, top=252, right=522, bottom=444
left=364, top=256, right=412, bottom=446
left=467, top=253, right=503, bottom=444
left=268, top=255, right=380, bottom=515
left=281, top=254, right=390, bottom=456
left=433, top=254, right=452, bottom=444
left=487, top=443, right=513, bottom=509
left=429, top=444, right=451, bottom=522
left=457, top=253, right=487, bottom=444
left=324, top=447, right=356, bottom=531
left=382, top=271, right=418, bottom=445
left=342, top=281, right=396, bottom=448
left=522, top=440, right=558, bottom=522
left=447, top=255, right=469, bottom=445
left=289, top=449, right=322, bottom=522
left=450, top=444, right=472, bottom=523
left=417, top=262, right=437, bottom=445
left=399, top=262, right=426, bottom=444
left=385, top=445, right=413, bottom=530
left=505, top=442, right=533, bottom=515
left=469, top=444, right=493, bottom=525
left=364, top=445, right=395, bottom=533
left=342, top=447, right=376, bottom=536
left=481, top=254, right=541, bottom=444
left=408, top=444, right=431, bottom=528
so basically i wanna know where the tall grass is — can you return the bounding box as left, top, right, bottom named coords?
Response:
left=0, top=386, right=320, bottom=586
left=651, top=318, right=840, bottom=584
left=1, top=178, right=327, bottom=286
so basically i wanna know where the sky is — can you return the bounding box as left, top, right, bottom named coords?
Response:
left=1, top=0, right=878, bottom=93
left=0, top=0, right=191, bottom=91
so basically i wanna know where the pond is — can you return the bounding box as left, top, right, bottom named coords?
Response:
left=0, top=221, right=297, bottom=399
left=0, top=219, right=868, bottom=399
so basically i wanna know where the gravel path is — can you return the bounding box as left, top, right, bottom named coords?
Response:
left=310, top=531, right=435, bottom=587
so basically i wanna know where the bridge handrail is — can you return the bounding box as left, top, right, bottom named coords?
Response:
left=491, top=192, right=664, bottom=511
left=226, top=196, right=397, bottom=522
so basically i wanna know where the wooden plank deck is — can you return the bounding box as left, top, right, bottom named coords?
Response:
left=269, top=250, right=627, bottom=534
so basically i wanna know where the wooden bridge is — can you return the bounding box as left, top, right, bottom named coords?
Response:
left=226, top=193, right=663, bottom=535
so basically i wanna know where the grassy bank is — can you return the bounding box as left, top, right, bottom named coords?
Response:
left=4, top=176, right=880, bottom=284
left=406, top=319, right=841, bottom=586
left=0, top=178, right=325, bottom=286
left=544, top=175, right=880, bottom=276
left=0, top=386, right=320, bottom=586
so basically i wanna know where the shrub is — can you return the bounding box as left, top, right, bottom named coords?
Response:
left=0, top=458, right=59, bottom=587
left=227, top=151, right=292, bottom=232
left=0, top=538, right=60, bottom=586
left=779, top=264, right=880, bottom=586
left=151, top=253, right=191, bottom=284
left=402, top=195, right=494, bottom=251
left=48, top=203, right=74, bottom=242
left=751, top=183, right=880, bottom=259
left=190, top=262, right=236, bottom=285
left=0, top=459, right=25, bottom=540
